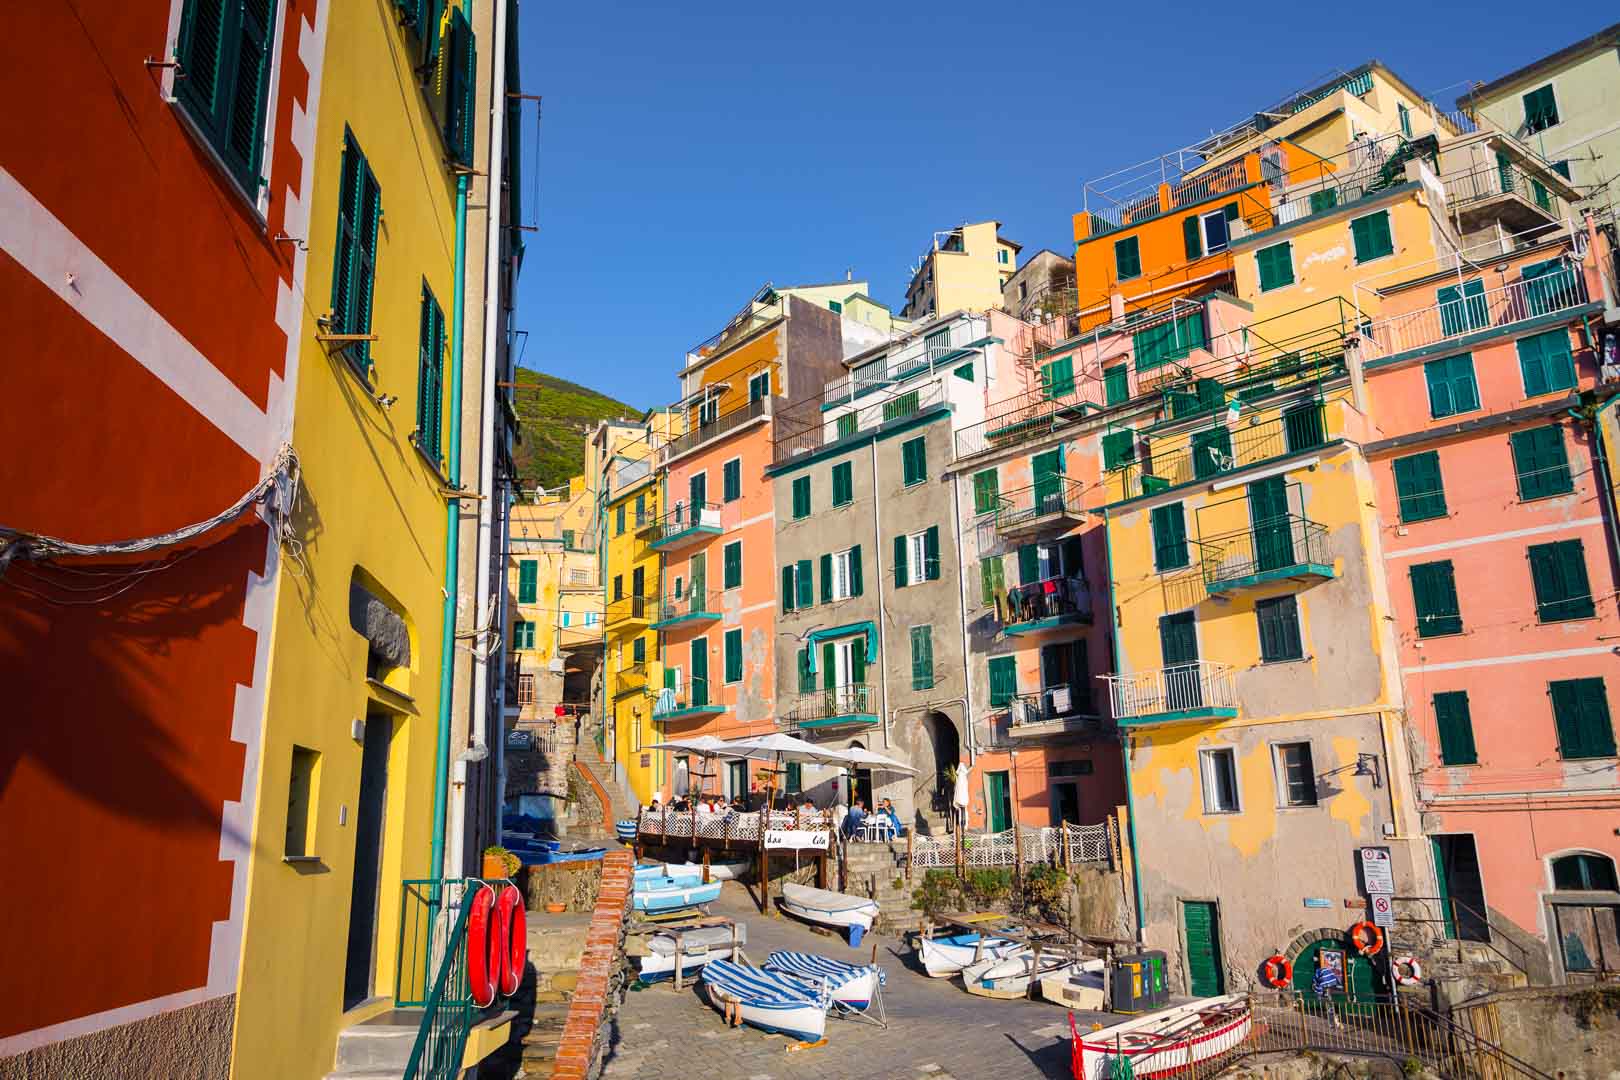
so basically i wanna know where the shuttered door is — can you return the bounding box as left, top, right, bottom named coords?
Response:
left=1182, top=902, right=1224, bottom=996
left=986, top=772, right=1012, bottom=832
left=1247, top=475, right=1295, bottom=571
left=1032, top=449, right=1063, bottom=515
left=690, top=637, right=708, bottom=707
left=1159, top=612, right=1202, bottom=710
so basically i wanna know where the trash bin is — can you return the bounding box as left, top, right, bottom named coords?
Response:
left=1109, top=950, right=1169, bottom=1012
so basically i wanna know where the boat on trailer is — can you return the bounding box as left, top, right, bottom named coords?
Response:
left=778, top=882, right=880, bottom=946
left=632, top=877, right=723, bottom=914
left=917, top=931, right=1027, bottom=978
left=1071, top=995, right=1253, bottom=1079
left=637, top=923, right=747, bottom=981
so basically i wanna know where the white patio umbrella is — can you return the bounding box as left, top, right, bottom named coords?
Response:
left=839, top=747, right=916, bottom=774
left=646, top=736, right=733, bottom=801
left=719, top=732, right=853, bottom=765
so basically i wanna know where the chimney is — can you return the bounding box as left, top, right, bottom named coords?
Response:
left=1109, top=291, right=1125, bottom=322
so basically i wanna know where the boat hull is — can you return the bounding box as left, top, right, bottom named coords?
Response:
left=779, top=883, right=878, bottom=942
left=918, top=934, right=1024, bottom=978
left=638, top=943, right=738, bottom=981
left=632, top=878, right=723, bottom=913
left=1074, top=996, right=1252, bottom=1080
left=703, top=985, right=828, bottom=1044
left=962, top=954, right=1092, bottom=1000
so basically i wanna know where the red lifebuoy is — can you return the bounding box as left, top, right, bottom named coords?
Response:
left=1393, top=955, right=1423, bottom=985
left=497, top=885, right=526, bottom=996
left=1261, top=953, right=1293, bottom=988
left=466, top=884, right=498, bottom=1007
left=1349, top=920, right=1385, bottom=957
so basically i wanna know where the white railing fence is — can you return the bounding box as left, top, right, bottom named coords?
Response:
left=908, top=820, right=1115, bottom=870
left=1103, top=660, right=1237, bottom=720
left=1363, top=262, right=1588, bottom=359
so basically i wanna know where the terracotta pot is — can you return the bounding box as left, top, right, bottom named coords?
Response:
left=543, top=902, right=567, bottom=914
left=482, top=854, right=507, bottom=880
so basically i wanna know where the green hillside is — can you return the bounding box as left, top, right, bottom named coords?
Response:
left=509, top=368, right=644, bottom=492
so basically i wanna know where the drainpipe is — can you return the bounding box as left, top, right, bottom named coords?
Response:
left=948, top=470, right=977, bottom=764
left=868, top=436, right=892, bottom=749
left=1104, top=507, right=1146, bottom=943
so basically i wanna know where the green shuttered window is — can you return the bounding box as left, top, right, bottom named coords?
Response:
left=1550, top=678, right=1615, bottom=760
left=723, top=541, right=742, bottom=590
left=632, top=636, right=645, bottom=664
left=1256, top=595, right=1303, bottom=663
left=980, top=555, right=1005, bottom=604
left=443, top=8, right=478, bottom=166
left=831, top=461, right=853, bottom=507
left=723, top=459, right=741, bottom=502
left=902, top=436, right=928, bottom=485
left=1183, top=215, right=1203, bottom=260
left=1510, top=425, right=1573, bottom=501
left=1437, top=280, right=1487, bottom=335
left=1410, top=560, right=1462, bottom=637
left=1528, top=540, right=1593, bottom=622
left=1433, top=691, right=1477, bottom=766
left=910, top=625, right=934, bottom=690
left=416, top=283, right=447, bottom=461
left=1309, top=189, right=1338, bottom=214
left=1516, top=329, right=1576, bottom=398
left=331, top=130, right=383, bottom=375
left=1392, top=451, right=1447, bottom=522
left=176, top=0, right=276, bottom=196
left=797, top=647, right=815, bottom=692
left=1042, top=356, right=1076, bottom=398
left=1103, top=364, right=1129, bottom=406
left=1101, top=429, right=1135, bottom=471
left=1424, top=354, right=1480, bottom=419
left=987, top=656, right=1017, bottom=707
left=1191, top=426, right=1232, bottom=479
left=1133, top=313, right=1206, bottom=372
left=836, top=412, right=858, bottom=439
left=795, top=558, right=813, bottom=609
left=883, top=391, right=920, bottom=421
left=518, top=560, right=537, bottom=604
left=1151, top=503, right=1189, bottom=571
left=1523, top=84, right=1559, bottom=133
left=973, top=469, right=999, bottom=514
left=1256, top=242, right=1294, bottom=292
left=1351, top=210, right=1394, bottom=263
left=1115, top=235, right=1142, bottom=281
left=724, top=629, right=742, bottom=683
left=792, top=476, right=811, bottom=519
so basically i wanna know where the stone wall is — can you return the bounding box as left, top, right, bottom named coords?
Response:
left=523, top=860, right=604, bottom=914
left=550, top=850, right=632, bottom=1080
left=1453, top=984, right=1620, bottom=1079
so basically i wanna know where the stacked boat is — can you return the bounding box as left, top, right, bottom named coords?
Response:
left=632, top=863, right=722, bottom=915
left=636, top=922, right=747, bottom=982
left=777, top=882, right=880, bottom=946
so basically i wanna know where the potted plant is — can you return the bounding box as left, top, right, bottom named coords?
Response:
left=483, top=845, right=519, bottom=880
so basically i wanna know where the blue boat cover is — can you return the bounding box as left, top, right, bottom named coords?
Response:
left=700, top=960, right=831, bottom=1012
left=764, top=951, right=886, bottom=991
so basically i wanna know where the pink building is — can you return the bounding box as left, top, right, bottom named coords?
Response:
left=1362, top=216, right=1620, bottom=981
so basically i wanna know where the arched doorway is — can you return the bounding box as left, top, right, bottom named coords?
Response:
left=917, top=711, right=960, bottom=832
left=847, top=740, right=873, bottom=810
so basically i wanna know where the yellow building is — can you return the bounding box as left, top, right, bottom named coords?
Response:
left=902, top=220, right=1020, bottom=320
left=508, top=479, right=603, bottom=727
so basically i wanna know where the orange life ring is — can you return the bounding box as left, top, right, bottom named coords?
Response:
left=466, top=884, right=498, bottom=1007
left=1393, top=955, right=1423, bottom=985
left=1349, top=920, right=1385, bottom=956
left=1261, top=954, right=1293, bottom=988
left=497, top=885, right=526, bottom=997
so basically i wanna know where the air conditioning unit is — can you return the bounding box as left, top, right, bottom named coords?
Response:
left=548, top=659, right=564, bottom=673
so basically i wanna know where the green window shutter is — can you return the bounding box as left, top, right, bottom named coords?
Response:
left=1115, top=235, right=1142, bottom=281
left=924, top=526, right=940, bottom=581
left=416, top=284, right=446, bottom=460
left=1523, top=84, right=1558, bottom=133
left=1222, top=202, right=1240, bottom=222
left=563, top=529, right=576, bottom=550
left=1256, top=242, right=1294, bottom=292
left=632, top=637, right=645, bottom=664
left=836, top=412, right=858, bottom=439
left=785, top=761, right=802, bottom=793
left=723, top=459, right=741, bottom=502
left=821, top=642, right=835, bottom=691
left=1042, top=356, right=1076, bottom=399
left=829, top=299, right=842, bottom=313
left=1550, top=678, right=1615, bottom=759
left=1018, top=543, right=1040, bottom=586
left=849, top=545, right=863, bottom=597
left=1183, top=216, right=1203, bottom=260
left=1410, top=560, right=1463, bottom=637
left=518, top=560, right=537, bottom=604
left=1553, top=160, right=1571, bottom=180
left=911, top=625, right=934, bottom=690
left=615, top=505, right=625, bottom=535
left=987, top=656, right=1017, bottom=707
left=1510, top=425, right=1573, bottom=500
left=1398, top=102, right=1411, bottom=137
left=893, top=535, right=908, bottom=588
left=902, top=437, right=927, bottom=485
left=792, top=476, right=811, bottom=519
left=1101, top=430, right=1135, bottom=471
left=795, top=558, right=813, bottom=608
left=820, top=553, right=833, bottom=604
left=1151, top=503, right=1189, bottom=571
left=689, top=637, right=708, bottom=705
left=798, top=647, right=815, bottom=693
left=723, top=542, right=742, bottom=589
left=1256, top=595, right=1302, bottom=662
left=1497, top=151, right=1514, bottom=193
left=1433, top=692, right=1478, bottom=765
left=883, top=390, right=920, bottom=421
left=973, top=469, right=1000, bottom=514
left=1308, top=188, right=1339, bottom=214
left=831, top=462, right=852, bottom=506
left=1191, top=426, right=1232, bottom=479
left=724, top=629, right=742, bottom=683
left=1392, top=451, right=1447, bottom=522
left=980, top=556, right=1001, bottom=604
left=1528, top=540, right=1594, bottom=622
left=1424, top=354, right=1480, bottom=418
left=1516, top=329, right=1576, bottom=398
left=443, top=8, right=477, bottom=166
left=1282, top=398, right=1324, bottom=452
left=781, top=565, right=794, bottom=613
left=851, top=638, right=867, bottom=684
left=1351, top=210, right=1394, bottom=263
left=1438, top=280, right=1487, bottom=335
left=1103, top=364, right=1129, bottom=406
left=176, top=0, right=276, bottom=194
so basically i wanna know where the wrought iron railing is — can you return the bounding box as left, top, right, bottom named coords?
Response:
left=908, top=820, right=1116, bottom=869
left=774, top=379, right=948, bottom=464
left=607, top=593, right=650, bottom=621
left=639, top=500, right=722, bottom=545
left=1111, top=397, right=1330, bottom=500
left=1103, top=660, right=1237, bottom=720
left=1363, top=259, right=1588, bottom=359
left=997, top=575, right=1092, bottom=628
left=658, top=396, right=770, bottom=464
left=1008, top=684, right=1096, bottom=726
left=1443, top=160, right=1564, bottom=218
left=782, top=684, right=875, bottom=727
left=655, top=587, right=718, bottom=625
left=984, top=477, right=1087, bottom=536
left=822, top=318, right=981, bottom=402
left=516, top=674, right=536, bottom=706
left=653, top=676, right=717, bottom=717
left=1196, top=513, right=1330, bottom=588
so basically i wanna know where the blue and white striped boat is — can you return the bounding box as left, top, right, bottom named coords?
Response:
left=615, top=819, right=639, bottom=842
left=632, top=876, right=722, bottom=914
left=764, top=951, right=886, bottom=1011
left=700, top=959, right=831, bottom=1043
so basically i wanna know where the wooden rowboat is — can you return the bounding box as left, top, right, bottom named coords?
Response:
left=1072, top=995, right=1252, bottom=1079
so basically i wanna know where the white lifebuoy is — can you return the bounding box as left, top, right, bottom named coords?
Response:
left=1393, top=955, right=1423, bottom=985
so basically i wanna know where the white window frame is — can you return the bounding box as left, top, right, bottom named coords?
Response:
left=907, top=530, right=928, bottom=583
left=1200, top=209, right=1230, bottom=254
left=831, top=548, right=854, bottom=601
left=699, top=398, right=719, bottom=425
left=832, top=639, right=854, bottom=688
left=1271, top=741, right=1319, bottom=808
left=1199, top=747, right=1241, bottom=814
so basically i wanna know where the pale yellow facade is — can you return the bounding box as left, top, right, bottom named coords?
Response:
left=509, top=478, right=602, bottom=722
left=902, top=220, right=1021, bottom=320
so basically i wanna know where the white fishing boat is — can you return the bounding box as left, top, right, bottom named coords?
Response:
left=1038, top=959, right=1106, bottom=1010
left=701, top=959, right=831, bottom=1044
left=1071, top=995, right=1253, bottom=1079
left=636, top=923, right=747, bottom=981
left=916, top=931, right=1027, bottom=978
left=634, top=860, right=746, bottom=884
left=961, top=951, right=1091, bottom=1000
left=632, top=877, right=722, bottom=914
left=634, top=863, right=701, bottom=888
left=779, top=882, right=880, bottom=946
left=764, top=951, right=886, bottom=1012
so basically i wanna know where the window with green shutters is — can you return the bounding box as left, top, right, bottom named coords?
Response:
left=1392, top=451, right=1447, bottom=522
left=796, top=558, right=813, bottom=609
left=1438, top=280, right=1487, bottom=335
left=1018, top=544, right=1040, bottom=586
left=1351, top=210, right=1394, bottom=263
left=1256, top=242, right=1294, bottom=292
left=723, top=540, right=742, bottom=590
left=723, top=458, right=741, bottom=502
left=1042, top=356, right=1075, bottom=398
left=632, top=636, right=646, bottom=664
left=562, top=529, right=576, bottom=550
left=987, top=656, right=1018, bottom=707
left=797, top=647, right=815, bottom=693
left=902, top=436, right=928, bottom=485
left=1115, top=235, right=1142, bottom=281
left=331, top=130, right=382, bottom=374
left=791, top=476, right=811, bottom=519
left=1192, top=426, right=1232, bottom=479
left=1528, top=540, right=1593, bottom=622
left=513, top=620, right=535, bottom=649
left=1424, top=354, right=1480, bottom=418
left=1151, top=503, right=1189, bottom=571
left=1101, top=429, right=1135, bottom=471
left=724, top=629, right=742, bottom=683
left=1133, top=313, right=1206, bottom=371
left=1308, top=189, right=1339, bottom=214
left=615, top=505, right=625, bottom=535
left=1282, top=398, right=1325, bottom=452
left=1523, top=84, right=1559, bottom=133
left=1183, top=215, right=1203, bottom=260
left=883, top=391, right=920, bottom=421
left=836, top=412, right=858, bottom=439
left=1256, top=595, right=1303, bottom=662
left=1510, top=425, right=1573, bottom=500
left=175, top=0, right=277, bottom=197
left=1410, top=560, right=1462, bottom=637
left=1523, top=259, right=1580, bottom=317
left=442, top=7, right=478, bottom=167
left=972, top=469, right=999, bottom=514
left=1433, top=691, right=1477, bottom=765
left=1398, top=102, right=1412, bottom=138
left=831, top=461, right=853, bottom=506
left=1103, top=364, right=1129, bottom=406
left=416, top=283, right=447, bottom=460
left=1516, top=329, right=1576, bottom=398
left=1553, top=853, right=1618, bottom=891
left=518, top=560, right=538, bottom=604
left=980, top=555, right=1005, bottom=604
left=1550, top=678, right=1615, bottom=760
left=784, top=760, right=802, bottom=793
left=910, top=625, right=934, bottom=690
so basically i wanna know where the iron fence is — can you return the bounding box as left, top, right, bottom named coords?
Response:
left=1195, top=513, right=1330, bottom=589
left=1363, top=258, right=1588, bottom=360
left=1103, top=660, right=1237, bottom=720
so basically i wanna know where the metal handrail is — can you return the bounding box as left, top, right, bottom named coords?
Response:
left=1391, top=894, right=1534, bottom=981
left=1113, top=395, right=1331, bottom=498
left=1442, top=160, right=1565, bottom=218
left=639, top=500, right=723, bottom=544
left=1008, top=684, right=1097, bottom=725
left=1102, top=660, right=1237, bottom=719
left=401, top=878, right=489, bottom=1080
left=1195, top=512, right=1330, bottom=587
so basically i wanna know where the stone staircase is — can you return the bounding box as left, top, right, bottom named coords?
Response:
left=841, top=840, right=921, bottom=935
left=569, top=733, right=638, bottom=842
left=323, top=1008, right=514, bottom=1080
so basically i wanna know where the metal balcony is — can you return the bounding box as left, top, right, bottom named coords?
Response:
left=651, top=588, right=720, bottom=631
left=1004, top=685, right=1109, bottom=740
left=781, top=684, right=878, bottom=732
left=613, top=663, right=648, bottom=699
left=1442, top=161, right=1567, bottom=235
left=987, top=478, right=1086, bottom=542
left=1197, top=514, right=1335, bottom=594
left=607, top=594, right=651, bottom=627
left=651, top=678, right=726, bottom=724
left=658, top=395, right=771, bottom=466
left=1102, top=660, right=1238, bottom=725
left=642, top=501, right=723, bottom=552
left=999, top=576, right=1093, bottom=636
left=1363, top=259, right=1589, bottom=362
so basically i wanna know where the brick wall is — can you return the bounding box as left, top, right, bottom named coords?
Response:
left=549, top=849, right=631, bottom=1079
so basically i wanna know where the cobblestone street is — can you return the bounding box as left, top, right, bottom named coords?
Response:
left=599, top=885, right=1112, bottom=1080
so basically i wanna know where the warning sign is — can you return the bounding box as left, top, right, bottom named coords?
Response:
left=1359, top=846, right=1394, bottom=895
left=1370, top=893, right=1394, bottom=929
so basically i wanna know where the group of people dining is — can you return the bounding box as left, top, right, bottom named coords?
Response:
left=640, top=790, right=907, bottom=842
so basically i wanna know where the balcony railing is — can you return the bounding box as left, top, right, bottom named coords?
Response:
left=822, top=319, right=981, bottom=402
left=640, top=501, right=723, bottom=550
left=1007, top=684, right=1099, bottom=732
left=985, top=477, right=1087, bottom=540
left=658, top=395, right=770, bottom=465
left=1363, top=259, right=1589, bottom=360
left=1196, top=513, right=1334, bottom=593
left=773, top=378, right=948, bottom=465
left=607, top=594, right=650, bottom=623
left=613, top=456, right=652, bottom=490
left=1112, top=397, right=1330, bottom=502
left=652, top=588, right=719, bottom=629
left=614, top=663, right=648, bottom=697
left=782, top=684, right=877, bottom=730
left=998, top=575, right=1092, bottom=633
left=652, top=677, right=724, bottom=721
left=1103, top=660, right=1238, bottom=724
left=1442, top=161, right=1564, bottom=221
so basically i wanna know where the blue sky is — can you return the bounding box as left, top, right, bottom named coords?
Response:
left=510, top=1, right=1599, bottom=408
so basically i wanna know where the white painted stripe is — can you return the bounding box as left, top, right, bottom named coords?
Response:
left=0, top=986, right=227, bottom=1058
left=730, top=509, right=775, bottom=532
left=1383, top=516, right=1602, bottom=560
left=0, top=168, right=269, bottom=461
left=1210, top=455, right=1321, bottom=491
left=1401, top=645, right=1615, bottom=675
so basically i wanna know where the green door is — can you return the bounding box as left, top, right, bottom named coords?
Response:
left=1248, top=475, right=1295, bottom=572
left=1182, top=901, right=1225, bottom=996
left=1291, top=939, right=1375, bottom=1004
left=1032, top=448, right=1063, bottom=516
left=986, top=771, right=1012, bottom=832
left=1158, top=611, right=1202, bottom=709
left=690, top=637, right=708, bottom=706
left=689, top=552, right=706, bottom=614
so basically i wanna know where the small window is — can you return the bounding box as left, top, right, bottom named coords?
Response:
left=513, top=620, right=536, bottom=649
left=902, top=436, right=928, bottom=486
left=836, top=412, right=858, bottom=439
left=1200, top=748, right=1240, bottom=813
left=1528, top=540, right=1593, bottom=622
left=832, top=461, right=854, bottom=507
left=518, top=559, right=538, bottom=604
left=1434, top=691, right=1477, bottom=766
left=1392, top=451, right=1447, bottom=523
left=1516, top=329, right=1576, bottom=398
left=827, top=546, right=860, bottom=601
left=612, top=575, right=623, bottom=601
left=1424, top=354, right=1480, bottom=418
left=416, top=284, right=447, bottom=460
left=998, top=248, right=1010, bottom=265
left=1273, top=742, right=1318, bottom=806
left=722, top=540, right=742, bottom=590
left=1151, top=503, right=1189, bottom=571
left=1103, top=364, right=1129, bottom=406
left=175, top=0, right=277, bottom=197
left=1410, top=560, right=1462, bottom=637
left=749, top=371, right=772, bottom=400
left=724, top=628, right=742, bottom=683
left=562, top=529, right=576, bottom=550
left=1256, top=242, right=1294, bottom=292
left=1552, top=853, right=1618, bottom=892
left=1549, top=678, right=1615, bottom=760
left=723, top=458, right=742, bottom=502
left=1510, top=425, right=1573, bottom=501
left=1201, top=210, right=1230, bottom=255
left=1523, top=84, right=1559, bottom=134
left=1256, top=595, right=1303, bottom=663
left=895, top=527, right=939, bottom=586
left=1397, top=102, right=1412, bottom=138
left=791, top=476, right=811, bottom=519
left=973, top=469, right=1000, bottom=515
left=330, top=131, right=383, bottom=376
left=698, top=398, right=719, bottom=426
left=1115, top=235, right=1142, bottom=281
left=988, top=656, right=1018, bottom=707
left=1351, top=210, right=1394, bottom=263
left=828, top=299, right=843, bottom=313
left=910, top=625, right=935, bottom=690
left=631, top=636, right=646, bottom=664
left=285, top=745, right=320, bottom=858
